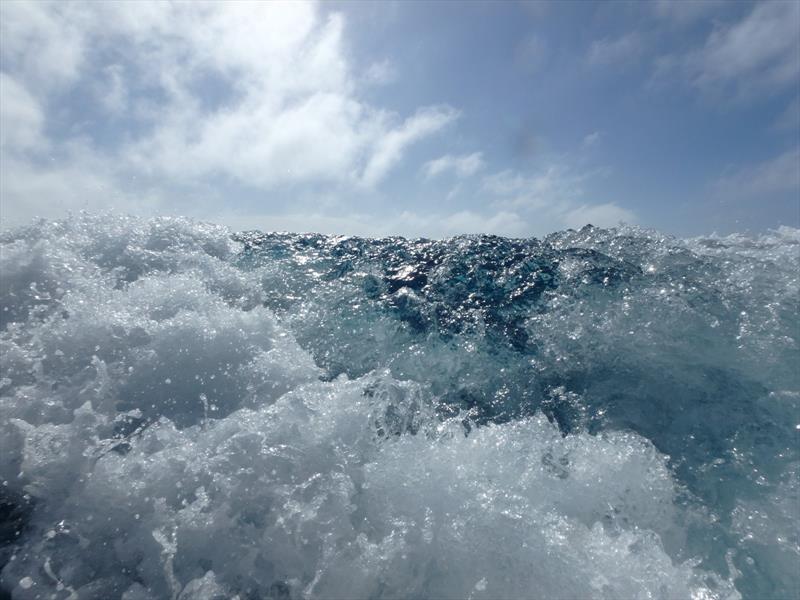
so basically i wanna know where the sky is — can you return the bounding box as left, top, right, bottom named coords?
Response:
left=1, top=0, right=798, bottom=238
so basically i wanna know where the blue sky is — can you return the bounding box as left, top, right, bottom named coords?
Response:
left=1, top=1, right=798, bottom=238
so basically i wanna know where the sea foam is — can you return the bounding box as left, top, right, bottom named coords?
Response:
left=1, top=215, right=797, bottom=598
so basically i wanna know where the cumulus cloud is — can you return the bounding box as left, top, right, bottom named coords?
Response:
left=0, top=1, right=88, bottom=92
left=121, top=3, right=454, bottom=189
left=0, top=0, right=639, bottom=238
left=0, top=0, right=457, bottom=227
left=422, top=152, right=485, bottom=179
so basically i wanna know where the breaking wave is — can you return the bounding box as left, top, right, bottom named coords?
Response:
left=1, top=214, right=798, bottom=599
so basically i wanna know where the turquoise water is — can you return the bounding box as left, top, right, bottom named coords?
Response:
left=1, top=215, right=797, bottom=599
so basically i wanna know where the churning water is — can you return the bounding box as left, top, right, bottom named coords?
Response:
left=0, top=214, right=797, bottom=599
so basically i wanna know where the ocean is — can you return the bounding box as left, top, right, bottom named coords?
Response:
left=1, top=214, right=797, bottom=599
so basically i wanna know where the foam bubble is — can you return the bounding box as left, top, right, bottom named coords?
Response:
left=1, top=215, right=796, bottom=598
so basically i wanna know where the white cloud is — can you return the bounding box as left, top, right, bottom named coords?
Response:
left=0, top=73, right=49, bottom=153
left=652, top=0, right=725, bottom=25
left=96, top=65, right=128, bottom=115
left=713, top=148, right=800, bottom=200
left=442, top=210, right=529, bottom=237
left=0, top=153, right=162, bottom=228
left=213, top=208, right=532, bottom=239
left=482, top=166, right=585, bottom=209
left=422, top=152, right=484, bottom=179
left=0, top=1, right=89, bottom=92
left=587, top=32, right=643, bottom=66
left=360, top=105, right=459, bottom=187
left=130, top=90, right=371, bottom=187
left=364, top=59, right=397, bottom=85
left=655, top=1, right=800, bottom=101
left=481, top=170, right=529, bottom=196
left=119, top=5, right=455, bottom=189
left=697, top=2, right=799, bottom=89
left=0, top=0, right=638, bottom=239
left=582, top=131, right=601, bottom=148
left=0, top=0, right=458, bottom=228
left=480, top=164, right=636, bottom=233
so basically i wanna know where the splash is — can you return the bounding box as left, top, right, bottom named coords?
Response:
left=1, top=214, right=797, bottom=599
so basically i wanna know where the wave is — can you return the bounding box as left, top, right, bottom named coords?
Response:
left=1, top=214, right=797, bottom=599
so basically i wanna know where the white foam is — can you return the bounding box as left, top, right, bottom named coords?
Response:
left=6, top=215, right=789, bottom=598
left=1, top=375, right=738, bottom=598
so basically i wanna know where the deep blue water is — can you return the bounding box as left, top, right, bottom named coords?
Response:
left=1, top=215, right=798, bottom=599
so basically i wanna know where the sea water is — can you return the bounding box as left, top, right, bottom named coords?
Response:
left=0, top=214, right=797, bottom=599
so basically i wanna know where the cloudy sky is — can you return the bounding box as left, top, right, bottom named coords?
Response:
left=1, top=1, right=798, bottom=238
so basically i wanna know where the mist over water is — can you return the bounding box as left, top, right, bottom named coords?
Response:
left=0, top=214, right=797, bottom=599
